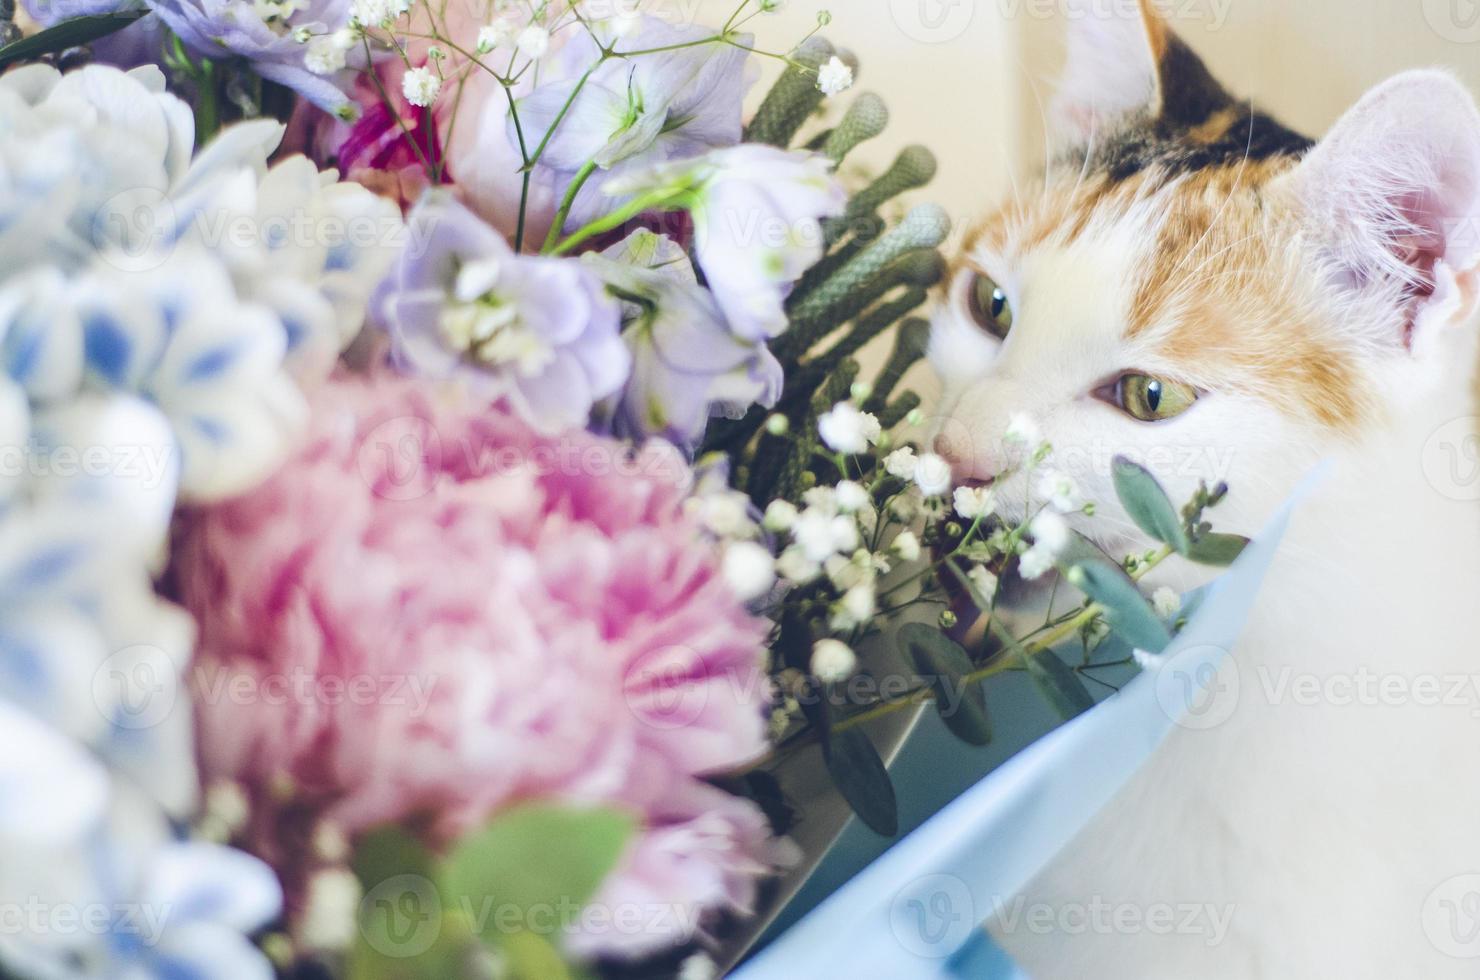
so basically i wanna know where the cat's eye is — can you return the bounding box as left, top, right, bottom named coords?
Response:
left=1112, top=374, right=1200, bottom=422
left=967, top=273, right=1014, bottom=339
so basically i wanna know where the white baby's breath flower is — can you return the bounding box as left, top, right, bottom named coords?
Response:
left=1036, top=469, right=1080, bottom=513
left=401, top=66, right=440, bottom=107
left=830, top=583, right=876, bottom=630
left=967, top=565, right=999, bottom=602
left=1152, top=586, right=1181, bottom=620
left=476, top=17, right=517, bottom=52
left=818, top=402, right=877, bottom=454
left=891, top=530, right=922, bottom=563
left=516, top=24, right=550, bottom=58
left=678, top=953, right=718, bottom=980
left=306, top=824, right=346, bottom=866
left=816, top=56, right=855, bottom=96
left=610, top=8, right=642, bottom=35
left=349, top=0, right=391, bottom=25
left=1018, top=546, right=1056, bottom=581
left=801, top=486, right=837, bottom=515
left=793, top=509, right=860, bottom=562
left=1005, top=412, right=1041, bottom=447
left=884, top=446, right=917, bottom=479
left=204, top=779, right=250, bottom=834
left=1029, top=510, right=1071, bottom=555
left=762, top=499, right=799, bottom=532
left=953, top=485, right=996, bottom=521
left=777, top=547, right=821, bottom=584
left=834, top=480, right=870, bottom=513
left=723, top=541, right=776, bottom=601
left=811, top=639, right=857, bottom=683
left=889, top=489, right=922, bottom=522
left=304, top=29, right=355, bottom=74
left=299, top=867, right=362, bottom=952
left=913, top=453, right=953, bottom=497
left=697, top=492, right=753, bottom=538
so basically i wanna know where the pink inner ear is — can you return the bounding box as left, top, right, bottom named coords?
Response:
left=1392, top=191, right=1444, bottom=350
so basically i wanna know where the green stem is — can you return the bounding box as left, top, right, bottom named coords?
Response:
left=542, top=160, right=599, bottom=251
left=193, top=59, right=218, bottom=144
left=749, top=542, right=1181, bottom=769
left=548, top=188, right=680, bottom=255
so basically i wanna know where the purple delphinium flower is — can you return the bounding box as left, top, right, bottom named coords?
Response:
left=374, top=192, right=630, bottom=433
left=512, top=14, right=753, bottom=231
left=607, top=144, right=848, bottom=342
left=21, top=0, right=168, bottom=68
left=148, top=0, right=355, bottom=116
left=585, top=231, right=781, bottom=451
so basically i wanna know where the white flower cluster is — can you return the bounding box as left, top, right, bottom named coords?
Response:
left=1, top=64, right=400, bottom=500
left=0, top=64, right=400, bottom=977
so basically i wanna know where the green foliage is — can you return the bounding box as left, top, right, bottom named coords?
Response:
left=0, top=12, right=143, bottom=69
left=703, top=44, right=945, bottom=506
left=1066, top=559, right=1173, bottom=655
left=441, top=805, right=635, bottom=944
left=1023, top=650, right=1097, bottom=721
left=821, top=718, right=899, bottom=837
left=1112, top=457, right=1191, bottom=555
left=348, top=807, right=634, bottom=980
left=900, top=623, right=992, bottom=746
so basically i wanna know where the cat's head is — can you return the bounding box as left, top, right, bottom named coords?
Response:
left=930, top=0, right=1480, bottom=554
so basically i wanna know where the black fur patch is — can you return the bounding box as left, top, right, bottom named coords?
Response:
left=1093, top=108, right=1314, bottom=183
left=1070, top=28, right=1315, bottom=183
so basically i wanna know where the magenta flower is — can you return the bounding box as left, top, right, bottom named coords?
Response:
left=172, top=372, right=785, bottom=956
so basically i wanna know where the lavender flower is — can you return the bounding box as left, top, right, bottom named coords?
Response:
left=608, top=145, right=847, bottom=341
left=374, top=193, right=630, bottom=432
left=585, top=231, right=781, bottom=451
left=148, top=0, right=356, bottom=116
left=513, top=15, right=752, bottom=230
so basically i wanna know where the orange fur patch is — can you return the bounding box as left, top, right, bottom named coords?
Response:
left=961, top=159, right=1376, bottom=433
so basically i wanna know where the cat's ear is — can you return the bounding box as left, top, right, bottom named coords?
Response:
left=1050, top=0, right=1232, bottom=146
left=1280, top=70, right=1480, bottom=352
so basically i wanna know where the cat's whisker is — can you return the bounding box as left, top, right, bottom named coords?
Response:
left=1166, top=101, right=1261, bottom=282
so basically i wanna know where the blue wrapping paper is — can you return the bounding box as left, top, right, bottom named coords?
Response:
left=736, top=486, right=1307, bottom=980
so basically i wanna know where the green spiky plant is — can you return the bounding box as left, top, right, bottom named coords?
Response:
left=701, top=37, right=948, bottom=506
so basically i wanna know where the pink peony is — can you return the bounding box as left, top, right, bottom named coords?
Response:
left=172, top=372, right=788, bottom=957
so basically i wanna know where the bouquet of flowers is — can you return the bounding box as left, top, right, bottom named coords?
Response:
left=0, top=1, right=1253, bottom=977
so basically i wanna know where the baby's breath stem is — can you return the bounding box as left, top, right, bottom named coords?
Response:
left=739, top=542, right=1181, bottom=775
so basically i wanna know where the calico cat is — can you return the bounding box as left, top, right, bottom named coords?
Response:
left=928, top=0, right=1480, bottom=975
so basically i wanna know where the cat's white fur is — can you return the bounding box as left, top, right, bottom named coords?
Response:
left=927, top=5, right=1480, bottom=976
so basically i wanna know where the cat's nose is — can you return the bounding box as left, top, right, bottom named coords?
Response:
left=933, top=430, right=995, bottom=486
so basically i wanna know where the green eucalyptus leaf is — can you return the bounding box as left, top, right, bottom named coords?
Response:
left=823, top=725, right=899, bottom=837
left=501, top=931, right=573, bottom=980
left=1067, top=559, right=1173, bottom=654
left=350, top=828, right=472, bottom=980
left=0, top=13, right=146, bottom=70
left=1186, top=532, right=1249, bottom=567
left=441, top=804, right=634, bottom=944
left=1112, top=457, right=1190, bottom=554
left=1023, top=650, right=1096, bottom=720
left=899, top=622, right=991, bottom=746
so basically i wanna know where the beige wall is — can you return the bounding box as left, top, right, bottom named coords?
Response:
left=700, top=0, right=1480, bottom=205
